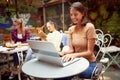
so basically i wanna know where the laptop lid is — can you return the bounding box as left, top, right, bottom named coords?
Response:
left=28, top=40, right=64, bottom=66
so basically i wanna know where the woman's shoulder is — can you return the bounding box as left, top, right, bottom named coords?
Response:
left=68, top=25, right=76, bottom=34
left=69, top=25, right=76, bottom=29
left=11, top=28, right=17, bottom=32
left=86, top=22, right=95, bottom=28
left=85, top=23, right=96, bottom=32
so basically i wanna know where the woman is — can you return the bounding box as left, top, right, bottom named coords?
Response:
left=45, top=20, right=62, bottom=51
left=57, top=2, right=97, bottom=80
left=11, top=18, right=30, bottom=43
left=9, top=18, right=30, bottom=79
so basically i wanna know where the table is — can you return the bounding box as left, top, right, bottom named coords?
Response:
left=0, top=45, right=29, bottom=80
left=22, top=57, right=89, bottom=79
left=0, top=46, right=29, bottom=54
left=0, top=45, right=29, bottom=67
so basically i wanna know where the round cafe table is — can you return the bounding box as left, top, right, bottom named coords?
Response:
left=22, top=57, right=89, bottom=79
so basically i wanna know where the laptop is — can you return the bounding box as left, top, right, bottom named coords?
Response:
left=28, top=40, right=80, bottom=67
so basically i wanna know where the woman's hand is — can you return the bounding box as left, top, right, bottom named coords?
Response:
left=62, top=54, right=77, bottom=62
left=58, top=52, right=65, bottom=56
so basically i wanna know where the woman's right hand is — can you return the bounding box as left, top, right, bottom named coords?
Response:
left=58, top=52, right=65, bottom=56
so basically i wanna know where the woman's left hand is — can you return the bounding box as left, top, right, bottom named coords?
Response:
left=62, top=54, right=77, bottom=62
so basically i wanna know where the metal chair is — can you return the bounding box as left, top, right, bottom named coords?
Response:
left=16, top=47, right=28, bottom=80
left=95, top=30, right=111, bottom=64
left=95, top=29, right=120, bottom=80
left=100, top=34, right=120, bottom=71
left=17, top=50, right=24, bottom=80
left=95, top=29, right=111, bottom=80
left=95, top=29, right=104, bottom=59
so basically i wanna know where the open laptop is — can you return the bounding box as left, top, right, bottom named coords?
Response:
left=28, top=40, right=80, bottom=67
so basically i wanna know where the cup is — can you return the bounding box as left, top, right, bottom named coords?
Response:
left=17, top=42, right=22, bottom=48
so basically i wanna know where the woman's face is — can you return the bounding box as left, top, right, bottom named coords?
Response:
left=70, top=8, right=84, bottom=25
left=46, top=23, right=54, bottom=32
left=14, top=20, right=20, bottom=27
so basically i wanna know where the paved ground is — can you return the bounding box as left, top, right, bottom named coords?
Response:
left=103, top=70, right=120, bottom=80
left=100, top=65, right=120, bottom=80
left=0, top=56, right=120, bottom=80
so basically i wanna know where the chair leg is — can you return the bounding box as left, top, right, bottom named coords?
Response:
left=18, top=70, right=21, bottom=80
left=105, top=52, right=120, bottom=71
left=17, top=63, right=22, bottom=80
left=27, top=75, right=32, bottom=80
left=101, top=74, right=104, bottom=80
left=17, top=51, right=24, bottom=80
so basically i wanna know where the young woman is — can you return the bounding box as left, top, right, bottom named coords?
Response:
left=9, top=18, right=30, bottom=79
left=11, top=18, right=30, bottom=43
left=56, top=2, right=97, bottom=80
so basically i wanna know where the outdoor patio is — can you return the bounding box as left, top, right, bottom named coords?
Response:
left=0, top=0, right=120, bottom=80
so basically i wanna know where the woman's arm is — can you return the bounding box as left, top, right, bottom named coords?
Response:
left=11, top=28, right=17, bottom=43
left=62, top=23, right=96, bottom=61
left=25, top=29, right=30, bottom=40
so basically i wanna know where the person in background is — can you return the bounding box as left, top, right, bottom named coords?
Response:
left=45, top=20, right=62, bottom=51
left=11, top=18, right=30, bottom=44
left=25, top=20, right=62, bottom=62
left=9, top=18, right=30, bottom=79
left=58, top=29, right=69, bottom=51
left=56, top=2, right=97, bottom=80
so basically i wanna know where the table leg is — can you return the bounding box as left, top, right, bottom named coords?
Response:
left=6, top=54, right=11, bottom=70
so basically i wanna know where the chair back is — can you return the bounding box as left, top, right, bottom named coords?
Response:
left=103, top=34, right=112, bottom=47
left=95, top=29, right=104, bottom=60
left=96, top=29, right=104, bottom=41
left=95, top=29, right=113, bottom=60
left=101, top=34, right=112, bottom=58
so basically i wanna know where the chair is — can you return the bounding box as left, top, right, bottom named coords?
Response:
left=95, top=30, right=111, bottom=64
left=100, top=34, right=120, bottom=71
left=95, top=29, right=104, bottom=59
left=16, top=48, right=28, bottom=80
left=94, top=29, right=111, bottom=80
left=92, top=29, right=105, bottom=80
left=100, top=34, right=112, bottom=62
left=95, top=29, right=120, bottom=80
left=17, top=51, right=24, bottom=80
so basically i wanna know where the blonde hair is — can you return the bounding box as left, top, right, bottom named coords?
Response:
left=14, top=18, right=25, bottom=36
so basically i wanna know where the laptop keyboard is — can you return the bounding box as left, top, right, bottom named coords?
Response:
left=62, top=58, right=80, bottom=64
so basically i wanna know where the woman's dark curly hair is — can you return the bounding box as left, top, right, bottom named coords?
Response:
left=70, top=2, right=89, bottom=27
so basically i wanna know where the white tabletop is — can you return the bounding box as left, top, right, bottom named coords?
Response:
left=0, top=46, right=29, bottom=54
left=22, top=57, right=89, bottom=79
